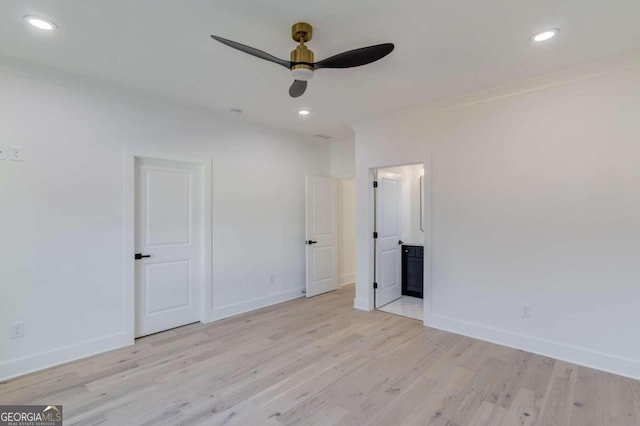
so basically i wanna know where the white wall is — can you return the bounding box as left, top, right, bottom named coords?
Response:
left=354, top=64, right=640, bottom=379
left=330, top=137, right=355, bottom=178
left=338, top=178, right=356, bottom=285
left=0, top=63, right=329, bottom=380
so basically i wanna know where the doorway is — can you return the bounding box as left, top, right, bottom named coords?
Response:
left=133, top=157, right=207, bottom=337
left=338, top=178, right=356, bottom=287
left=373, top=163, right=425, bottom=321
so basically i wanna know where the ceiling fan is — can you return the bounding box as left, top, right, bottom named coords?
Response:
left=210, top=22, right=394, bottom=98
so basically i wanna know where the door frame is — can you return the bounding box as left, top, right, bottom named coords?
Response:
left=123, top=150, right=212, bottom=343
left=368, top=161, right=432, bottom=323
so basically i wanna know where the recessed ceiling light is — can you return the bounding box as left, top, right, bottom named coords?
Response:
left=298, top=110, right=310, bottom=116
left=531, top=29, right=558, bottom=43
left=24, top=16, right=57, bottom=31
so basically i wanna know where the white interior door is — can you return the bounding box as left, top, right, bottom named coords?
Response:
left=375, top=171, right=403, bottom=307
left=305, top=176, right=338, bottom=297
left=135, top=158, right=203, bottom=337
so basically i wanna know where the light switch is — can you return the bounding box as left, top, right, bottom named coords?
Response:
left=8, top=146, right=23, bottom=161
left=0, top=146, right=7, bottom=160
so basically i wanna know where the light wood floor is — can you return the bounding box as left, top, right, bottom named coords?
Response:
left=1, top=285, right=638, bottom=425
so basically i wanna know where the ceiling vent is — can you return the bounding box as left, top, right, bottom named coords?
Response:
left=314, top=134, right=332, bottom=140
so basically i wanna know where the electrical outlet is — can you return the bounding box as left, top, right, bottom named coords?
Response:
left=0, top=146, right=7, bottom=160
left=521, top=304, right=531, bottom=318
left=8, top=146, right=23, bottom=161
left=9, top=322, right=24, bottom=339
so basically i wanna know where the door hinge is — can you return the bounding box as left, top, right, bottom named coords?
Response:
left=373, top=282, right=378, bottom=289
left=373, top=231, right=378, bottom=239
left=373, top=181, right=378, bottom=188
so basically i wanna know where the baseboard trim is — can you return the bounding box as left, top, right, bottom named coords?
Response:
left=207, top=288, right=304, bottom=323
left=0, top=332, right=131, bottom=381
left=339, top=273, right=355, bottom=286
left=427, top=313, right=640, bottom=380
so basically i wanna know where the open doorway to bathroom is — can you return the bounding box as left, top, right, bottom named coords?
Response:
left=373, top=163, right=425, bottom=321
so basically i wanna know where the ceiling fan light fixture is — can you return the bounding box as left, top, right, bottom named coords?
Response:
left=291, top=67, right=314, bottom=81
left=531, top=29, right=559, bottom=42
left=24, top=16, right=57, bottom=31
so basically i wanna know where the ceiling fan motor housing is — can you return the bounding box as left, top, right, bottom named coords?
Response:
left=290, top=40, right=314, bottom=80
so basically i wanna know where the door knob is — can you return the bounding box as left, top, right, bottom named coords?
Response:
left=135, top=253, right=151, bottom=260
left=306, top=240, right=318, bottom=245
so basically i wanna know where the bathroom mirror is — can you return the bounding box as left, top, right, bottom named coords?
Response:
left=419, top=175, right=424, bottom=231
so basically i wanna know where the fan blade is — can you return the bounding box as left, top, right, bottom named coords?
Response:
left=289, top=80, right=308, bottom=98
left=210, top=35, right=291, bottom=68
left=313, top=43, right=394, bottom=69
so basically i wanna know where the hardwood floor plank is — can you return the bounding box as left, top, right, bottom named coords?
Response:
left=484, top=349, right=532, bottom=409
left=468, top=401, right=508, bottom=426
left=569, top=366, right=602, bottom=426
left=368, top=374, right=441, bottom=426
left=537, top=361, right=578, bottom=426
left=521, top=354, right=556, bottom=399
left=598, top=372, right=638, bottom=426
left=409, top=365, right=477, bottom=425
left=449, top=357, right=508, bottom=425
left=501, top=388, right=542, bottom=426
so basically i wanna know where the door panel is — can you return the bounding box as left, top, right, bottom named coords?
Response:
left=135, top=158, right=202, bottom=337
left=381, top=179, right=398, bottom=237
left=312, top=182, right=333, bottom=235
left=145, top=260, right=191, bottom=314
left=305, top=176, right=338, bottom=297
left=313, top=246, right=334, bottom=281
left=381, top=250, right=399, bottom=285
left=145, top=169, right=191, bottom=246
left=375, top=173, right=403, bottom=307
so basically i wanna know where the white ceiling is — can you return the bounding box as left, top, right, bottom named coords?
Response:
left=1, top=0, right=640, bottom=138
